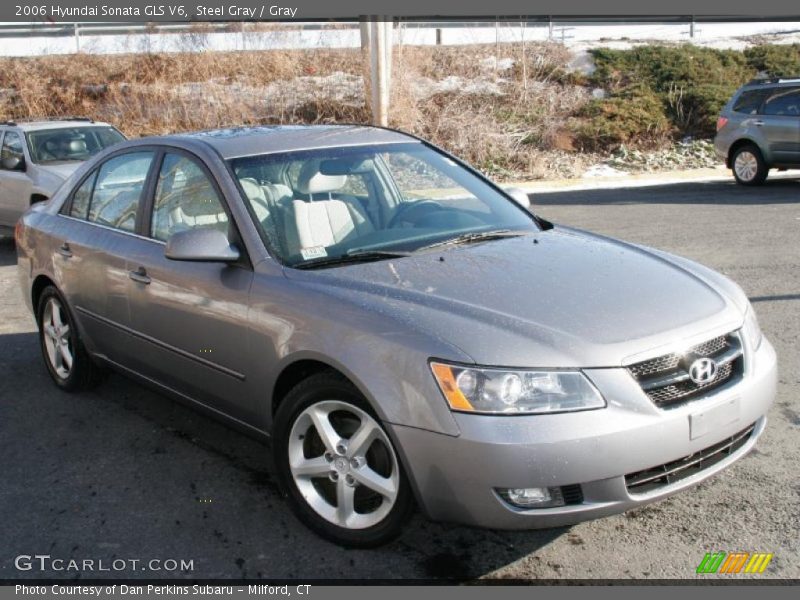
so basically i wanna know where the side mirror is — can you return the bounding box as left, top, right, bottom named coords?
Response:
left=504, top=187, right=531, bottom=210
left=2, top=155, right=24, bottom=171
left=165, top=228, right=240, bottom=263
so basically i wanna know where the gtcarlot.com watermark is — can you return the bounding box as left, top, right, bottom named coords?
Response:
left=15, top=554, right=194, bottom=573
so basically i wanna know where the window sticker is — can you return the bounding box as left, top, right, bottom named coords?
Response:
left=300, top=246, right=328, bottom=260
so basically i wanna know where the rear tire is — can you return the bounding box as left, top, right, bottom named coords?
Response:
left=731, top=144, right=768, bottom=186
left=273, top=371, right=413, bottom=547
left=37, top=286, right=101, bottom=392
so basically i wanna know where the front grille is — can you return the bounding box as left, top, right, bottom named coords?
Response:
left=627, top=331, right=744, bottom=408
left=625, top=423, right=755, bottom=494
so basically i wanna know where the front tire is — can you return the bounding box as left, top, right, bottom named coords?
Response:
left=731, top=144, right=768, bottom=186
left=273, top=372, right=413, bottom=547
left=37, top=286, right=100, bottom=391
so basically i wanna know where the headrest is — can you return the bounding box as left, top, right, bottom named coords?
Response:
left=296, top=160, right=347, bottom=195
left=68, top=139, right=87, bottom=153
left=239, top=178, right=266, bottom=202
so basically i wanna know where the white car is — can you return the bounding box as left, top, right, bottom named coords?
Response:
left=0, top=118, right=125, bottom=235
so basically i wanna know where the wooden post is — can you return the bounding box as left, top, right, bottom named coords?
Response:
left=360, top=18, right=372, bottom=116
left=369, top=19, right=391, bottom=126
left=384, top=20, right=392, bottom=95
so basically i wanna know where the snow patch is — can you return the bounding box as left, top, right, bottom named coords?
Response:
left=582, top=164, right=630, bottom=178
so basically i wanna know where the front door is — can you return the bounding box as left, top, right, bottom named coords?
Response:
left=124, top=151, right=255, bottom=422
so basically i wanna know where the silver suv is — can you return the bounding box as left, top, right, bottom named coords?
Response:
left=714, top=77, right=800, bottom=185
left=0, top=118, right=125, bottom=234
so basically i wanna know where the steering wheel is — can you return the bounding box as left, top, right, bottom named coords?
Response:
left=387, top=200, right=443, bottom=228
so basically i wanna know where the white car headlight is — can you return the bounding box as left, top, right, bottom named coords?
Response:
left=742, top=305, right=763, bottom=352
left=431, top=362, right=606, bottom=414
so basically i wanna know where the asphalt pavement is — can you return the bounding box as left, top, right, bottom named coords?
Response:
left=1, top=176, right=798, bottom=581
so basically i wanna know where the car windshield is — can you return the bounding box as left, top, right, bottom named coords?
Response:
left=230, top=142, right=538, bottom=268
left=26, top=126, right=126, bottom=164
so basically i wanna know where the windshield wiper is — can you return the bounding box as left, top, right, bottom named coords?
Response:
left=415, top=229, right=530, bottom=252
left=293, top=250, right=413, bottom=270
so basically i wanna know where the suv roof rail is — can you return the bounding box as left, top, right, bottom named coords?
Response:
left=746, top=76, right=800, bottom=86
left=1, top=120, right=16, bottom=126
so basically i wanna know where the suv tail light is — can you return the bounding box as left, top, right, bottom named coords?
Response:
left=716, top=116, right=729, bottom=132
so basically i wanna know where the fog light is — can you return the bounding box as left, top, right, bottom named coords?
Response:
left=497, top=486, right=565, bottom=509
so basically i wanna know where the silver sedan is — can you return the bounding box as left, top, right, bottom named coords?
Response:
left=15, top=126, right=777, bottom=546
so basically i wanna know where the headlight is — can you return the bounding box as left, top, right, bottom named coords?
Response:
left=742, top=306, right=763, bottom=351
left=430, top=362, right=606, bottom=415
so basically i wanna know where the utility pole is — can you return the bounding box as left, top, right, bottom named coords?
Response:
left=367, top=18, right=392, bottom=127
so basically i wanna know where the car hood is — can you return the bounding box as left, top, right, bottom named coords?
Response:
left=285, top=227, right=746, bottom=367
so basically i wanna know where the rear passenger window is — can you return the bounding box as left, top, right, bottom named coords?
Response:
left=151, top=153, right=228, bottom=242
left=88, top=152, right=154, bottom=233
left=69, top=171, right=97, bottom=219
left=762, top=89, right=800, bottom=116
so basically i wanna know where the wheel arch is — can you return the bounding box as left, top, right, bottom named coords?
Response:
left=727, top=138, right=766, bottom=167
left=269, top=354, right=427, bottom=517
left=31, top=273, right=57, bottom=314
left=270, top=355, right=386, bottom=423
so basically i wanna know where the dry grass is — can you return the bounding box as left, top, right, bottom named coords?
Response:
left=0, top=40, right=598, bottom=179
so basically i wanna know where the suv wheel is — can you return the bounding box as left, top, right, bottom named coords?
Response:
left=732, top=144, right=768, bottom=186
left=273, top=372, right=413, bottom=547
left=37, top=286, right=101, bottom=391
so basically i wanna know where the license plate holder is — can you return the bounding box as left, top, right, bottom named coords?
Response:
left=689, top=397, right=741, bottom=440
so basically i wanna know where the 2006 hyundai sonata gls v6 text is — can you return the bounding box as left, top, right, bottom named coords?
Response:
left=16, top=126, right=777, bottom=546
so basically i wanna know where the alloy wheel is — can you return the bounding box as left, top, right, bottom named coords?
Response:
left=288, top=400, right=399, bottom=530
left=734, top=150, right=759, bottom=182
left=42, top=297, right=73, bottom=380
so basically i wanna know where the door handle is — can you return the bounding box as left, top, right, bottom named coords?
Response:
left=57, top=243, right=73, bottom=258
left=128, top=267, right=151, bottom=285
left=753, top=120, right=765, bottom=126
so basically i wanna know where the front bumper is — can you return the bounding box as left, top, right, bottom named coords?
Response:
left=391, top=338, right=777, bottom=529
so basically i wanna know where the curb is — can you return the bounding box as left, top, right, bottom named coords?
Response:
left=506, top=167, right=735, bottom=194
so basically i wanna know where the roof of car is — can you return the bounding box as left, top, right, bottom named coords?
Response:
left=2, top=119, right=116, bottom=132
left=741, top=77, right=800, bottom=90
left=161, top=125, right=420, bottom=159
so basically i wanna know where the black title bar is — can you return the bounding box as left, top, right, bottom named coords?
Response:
left=1, top=1, right=799, bottom=23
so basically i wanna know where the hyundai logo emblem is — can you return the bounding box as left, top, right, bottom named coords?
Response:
left=689, top=357, right=718, bottom=384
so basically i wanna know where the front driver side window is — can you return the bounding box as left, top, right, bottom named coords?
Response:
left=151, top=153, right=229, bottom=242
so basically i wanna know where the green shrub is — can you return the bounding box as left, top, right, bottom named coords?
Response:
left=582, top=44, right=800, bottom=147
left=744, top=44, right=800, bottom=77
left=571, top=85, right=672, bottom=151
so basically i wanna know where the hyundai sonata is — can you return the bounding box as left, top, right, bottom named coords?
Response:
left=15, top=125, right=777, bottom=546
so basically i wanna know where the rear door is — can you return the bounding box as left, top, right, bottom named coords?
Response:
left=56, top=150, right=157, bottom=362
left=124, top=150, right=255, bottom=422
left=757, top=87, right=800, bottom=165
left=0, top=130, right=33, bottom=228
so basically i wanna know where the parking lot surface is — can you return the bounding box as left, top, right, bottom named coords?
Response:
left=1, top=178, right=798, bottom=580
